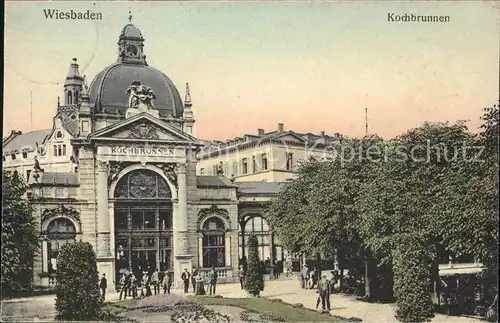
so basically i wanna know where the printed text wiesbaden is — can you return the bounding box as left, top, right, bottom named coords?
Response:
left=43, top=9, right=103, bottom=20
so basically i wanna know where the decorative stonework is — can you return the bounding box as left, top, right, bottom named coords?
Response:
left=41, top=205, right=81, bottom=226
left=127, top=123, right=160, bottom=140
left=155, top=163, right=178, bottom=188
left=197, top=205, right=231, bottom=229
left=108, top=161, right=134, bottom=186
left=127, top=81, right=157, bottom=111
left=96, top=160, right=109, bottom=171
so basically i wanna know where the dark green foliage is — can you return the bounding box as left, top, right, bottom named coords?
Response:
left=1, top=170, right=39, bottom=296
left=259, top=312, right=286, bottom=322
left=55, top=241, right=103, bottom=321
left=393, top=236, right=435, bottom=322
left=244, top=234, right=264, bottom=296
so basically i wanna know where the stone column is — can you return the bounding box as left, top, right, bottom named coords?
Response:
left=198, top=233, right=204, bottom=267
left=97, top=161, right=111, bottom=258
left=174, top=163, right=192, bottom=288
left=42, top=239, right=49, bottom=273
left=225, top=234, right=231, bottom=267
left=176, top=163, right=190, bottom=255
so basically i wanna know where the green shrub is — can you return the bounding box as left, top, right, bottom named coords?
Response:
left=260, top=312, right=285, bottom=322
left=393, top=238, right=434, bottom=322
left=55, top=241, right=103, bottom=320
left=244, top=234, right=264, bottom=296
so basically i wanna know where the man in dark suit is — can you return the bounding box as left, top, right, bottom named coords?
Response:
left=100, top=273, right=107, bottom=300
left=181, top=268, right=191, bottom=293
left=208, top=267, right=218, bottom=295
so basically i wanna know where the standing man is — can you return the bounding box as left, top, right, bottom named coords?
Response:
left=99, top=273, right=107, bottom=301
left=316, top=275, right=332, bottom=313
left=162, top=272, right=171, bottom=294
left=238, top=265, right=245, bottom=290
left=208, top=267, right=218, bottom=295
left=300, top=264, right=308, bottom=289
left=191, top=267, right=198, bottom=293
left=181, top=268, right=191, bottom=293
left=151, top=269, right=160, bottom=295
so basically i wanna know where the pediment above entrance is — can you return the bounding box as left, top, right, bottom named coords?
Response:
left=88, top=112, right=199, bottom=144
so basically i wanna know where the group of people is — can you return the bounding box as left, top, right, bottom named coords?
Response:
left=300, top=264, right=339, bottom=312
left=181, top=266, right=219, bottom=295
left=115, top=268, right=172, bottom=300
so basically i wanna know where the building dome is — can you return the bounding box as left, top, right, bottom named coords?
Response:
left=88, top=21, right=184, bottom=118
left=88, top=63, right=184, bottom=118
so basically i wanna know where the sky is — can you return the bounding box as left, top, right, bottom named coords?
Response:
left=3, top=1, right=499, bottom=140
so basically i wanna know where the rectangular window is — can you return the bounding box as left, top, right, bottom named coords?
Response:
left=144, top=210, right=156, bottom=229
left=159, top=209, right=172, bottom=229
left=242, top=158, right=248, bottom=174
left=57, top=145, right=62, bottom=156
left=286, top=152, right=293, bottom=170
left=26, top=170, right=31, bottom=181
left=22, top=151, right=28, bottom=159
left=252, top=156, right=257, bottom=173
left=11, top=154, right=16, bottom=160
left=200, top=168, right=204, bottom=175
left=55, top=187, right=65, bottom=198
left=62, top=145, right=66, bottom=156
left=82, top=120, right=90, bottom=132
left=232, top=162, right=238, bottom=176
left=131, top=210, right=143, bottom=230
left=53, top=145, right=58, bottom=156
left=115, top=209, right=129, bottom=230
left=262, top=154, right=268, bottom=170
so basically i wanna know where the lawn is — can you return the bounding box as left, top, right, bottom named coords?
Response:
left=188, top=295, right=350, bottom=322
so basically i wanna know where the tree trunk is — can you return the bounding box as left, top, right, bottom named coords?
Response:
left=431, top=258, right=440, bottom=306
left=338, top=250, right=345, bottom=292
left=363, top=250, right=376, bottom=300
left=486, top=293, right=498, bottom=322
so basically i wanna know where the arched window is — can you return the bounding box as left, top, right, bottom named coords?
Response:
left=75, top=91, right=79, bottom=103
left=47, top=218, right=76, bottom=273
left=202, top=217, right=226, bottom=268
left=241, top=215, right=271, bottom=261
left=114, top=169, right=171, bottom=199
left=67, top=91, right=73, bottom=105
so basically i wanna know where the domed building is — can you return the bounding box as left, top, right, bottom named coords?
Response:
left=2, top=18, right=290, bottom=289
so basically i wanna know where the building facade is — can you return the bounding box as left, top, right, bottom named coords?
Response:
left=197, top=125, right=343, bottom=182
left=2, top=20, right=288, bottom=289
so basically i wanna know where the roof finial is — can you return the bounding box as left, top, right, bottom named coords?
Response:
left=184, top=82, right=192, bottom=106
left=128, top=9, right=132, bottom=22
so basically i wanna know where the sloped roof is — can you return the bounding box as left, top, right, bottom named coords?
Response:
left=31, top=172, right=79, bottom=186
left=2, top=129, right=51, bottom=155
left=197, top=176, right=236, bottom=188
left=235, top=181, right=284, bottom=195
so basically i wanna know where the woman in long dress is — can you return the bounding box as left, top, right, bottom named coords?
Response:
left=195, top=272, right=205, bottom=295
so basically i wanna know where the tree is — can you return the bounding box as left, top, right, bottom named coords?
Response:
left=266, top=136, right=386, bottom=298
left=358, top=122, right=478, bottom=321
left=244, top=234, right=264, bottom=296
left=55, top=241, right=103, bottom=321
left=1, top=170, right=39, bottom=296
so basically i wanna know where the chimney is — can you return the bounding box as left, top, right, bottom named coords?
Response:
left=257, top=129, right=265, bottom=136
left=277, top=123, right=284, bottom=132
left=320, top=131, right=325, bottom=137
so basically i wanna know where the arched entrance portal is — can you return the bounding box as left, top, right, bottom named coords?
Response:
left=114, top=169, right=173, bottom=281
